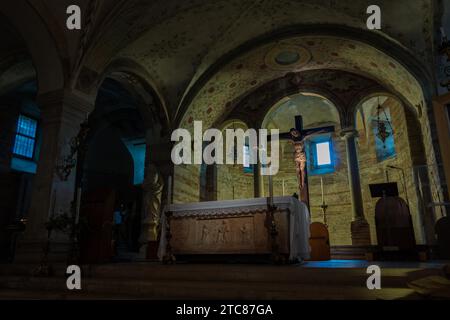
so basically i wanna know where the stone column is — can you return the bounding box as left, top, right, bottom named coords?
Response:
left=15, top=90, right=94, bottom=263
left=139, top=163, right=164, bottom=259
left=341, top=128, right=371, bottom=246
left=139, top=128, right=173, bottom=260
left=253, top=162, right=261, bottom=198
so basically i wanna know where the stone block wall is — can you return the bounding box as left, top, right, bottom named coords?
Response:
left=217, top=164, right=253, bottom=200
left=418, top=104, right=447, bottom=226
left=357, top=97, right=426, bottom=244
left=173, top=164, right=200, bottom=203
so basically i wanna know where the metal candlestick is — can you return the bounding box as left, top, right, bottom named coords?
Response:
left=320, top=202, right=329, bottom=227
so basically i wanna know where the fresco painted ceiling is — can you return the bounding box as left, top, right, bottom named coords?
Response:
left=263, top=93, right=341, bottom=132
left=78, top=0, right=434, bottom=119
left=222, top=69, right=382, bottom=130
left=0, top=0, right=438, bottom=117
left=179, top=35, right=425, bottom=132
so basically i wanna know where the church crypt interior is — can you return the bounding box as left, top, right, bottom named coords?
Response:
left=0, top=0, right=450, bottom=301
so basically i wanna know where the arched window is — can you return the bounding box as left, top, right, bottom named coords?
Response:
left=357, top=96, right=396, bottom=162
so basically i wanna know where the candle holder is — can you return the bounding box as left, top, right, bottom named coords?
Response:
left=266, top=198, right=283, bottom=264
left=320, top=202, right=329, bottom=227
left=163, top=211, right=176, bottom=264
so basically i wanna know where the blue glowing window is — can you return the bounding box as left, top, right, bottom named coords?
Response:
left=371, top=109, right=396, bottom=162
left=13, top=115, right=37, bottom=159
left=315, top=142, right=332, bottom=166
left=308, top=136, right=335, bottom=176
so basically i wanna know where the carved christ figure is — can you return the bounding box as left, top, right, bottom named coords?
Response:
left=277, top=115, right=335, bottom=207
left=289, top=128, right=307, bottom=194
left=141, top=164, right=164, bottom=242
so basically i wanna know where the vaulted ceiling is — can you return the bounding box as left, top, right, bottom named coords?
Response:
left=264, top=93, right=341, bottom=132
left=221, top=69, right=384, bottom=130
left=179, top=36, right=425, bottom=131
left=0, top=15, right=34, bottom=95
left=92, top=0, right=436, bottom=121
left=0, top=0, right=444, bottom=124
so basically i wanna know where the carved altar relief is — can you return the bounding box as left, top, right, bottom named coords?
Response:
left=240, top=223, right=251, bottom=243
left=196, top=217, right=255, bottom=250
left=201, top=224, right=210, bottom=242
left=170, top=215, right=262, bottom=254
left=169, top=208, right=290, bottom=256
left=216, top=220, right=229, bottom=243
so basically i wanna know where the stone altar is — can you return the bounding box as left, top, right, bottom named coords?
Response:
left=158, top=196, right=311, bottom=262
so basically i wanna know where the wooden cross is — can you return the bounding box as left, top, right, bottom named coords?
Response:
left=273, top=115, right=335, bottom=208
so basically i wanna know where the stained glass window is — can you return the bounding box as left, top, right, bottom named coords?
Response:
left=13, top=115, right=37, bottom=159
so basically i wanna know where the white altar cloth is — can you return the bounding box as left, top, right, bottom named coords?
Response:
left=158, top=196, right=311, bottom=262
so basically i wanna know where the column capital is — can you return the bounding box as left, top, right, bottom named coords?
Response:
left=37, top=90, right=95, bottom=128
left=37, top=89, right=95, bottom=115
left=340, top=127, right=359, bottom=139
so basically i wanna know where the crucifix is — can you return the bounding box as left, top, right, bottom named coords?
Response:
left=273, top=115, right=335, bottom=208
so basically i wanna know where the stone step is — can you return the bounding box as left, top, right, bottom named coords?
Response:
left=87, top=264, right=442, bottom=288
left=0, top=288, right=140, bottom=300
left=0, top=275, right=420, bottom=300
left=331, top=246, right=368, bottom=260
left=0, top=263, right=441, bottom=288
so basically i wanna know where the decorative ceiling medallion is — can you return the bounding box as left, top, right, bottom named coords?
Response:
left=265, top=44, right=311, bottom=71
left=275, top=51, right=300, bottom=65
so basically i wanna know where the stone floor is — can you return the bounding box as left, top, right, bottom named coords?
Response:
left=0, top=260, right=448, bottom=300
left=303, top=259, right=448, bottom=269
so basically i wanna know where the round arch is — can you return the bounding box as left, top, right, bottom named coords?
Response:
left=213, top=119, right=255, bottom=201
left=352, top=91, right=422, bottom=123
left=261, top=92, right=341, bottom=131
left=219, top=119, right=250, bottom=131
left=96, top=59, right=171, bottom=130
left=220, top=70, right=377, bottom=132
left=179, top=36, right=427, bottom=135
left=177, top=26, right=432, bottom=128
left=0, top=5, right=64, bottom=94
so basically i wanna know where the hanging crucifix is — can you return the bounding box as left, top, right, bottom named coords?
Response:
left=274, top=115, right=335, bottom=208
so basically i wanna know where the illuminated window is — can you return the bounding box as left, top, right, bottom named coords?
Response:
left=315, top=142, right=332, bottom=166
left=308, top=136, right=335, bottom=175
left=13, top=115, right=37, bottom=159
left=243, top=144, right=253, bottom=174
left=371, top=108, right=396, bottom=162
